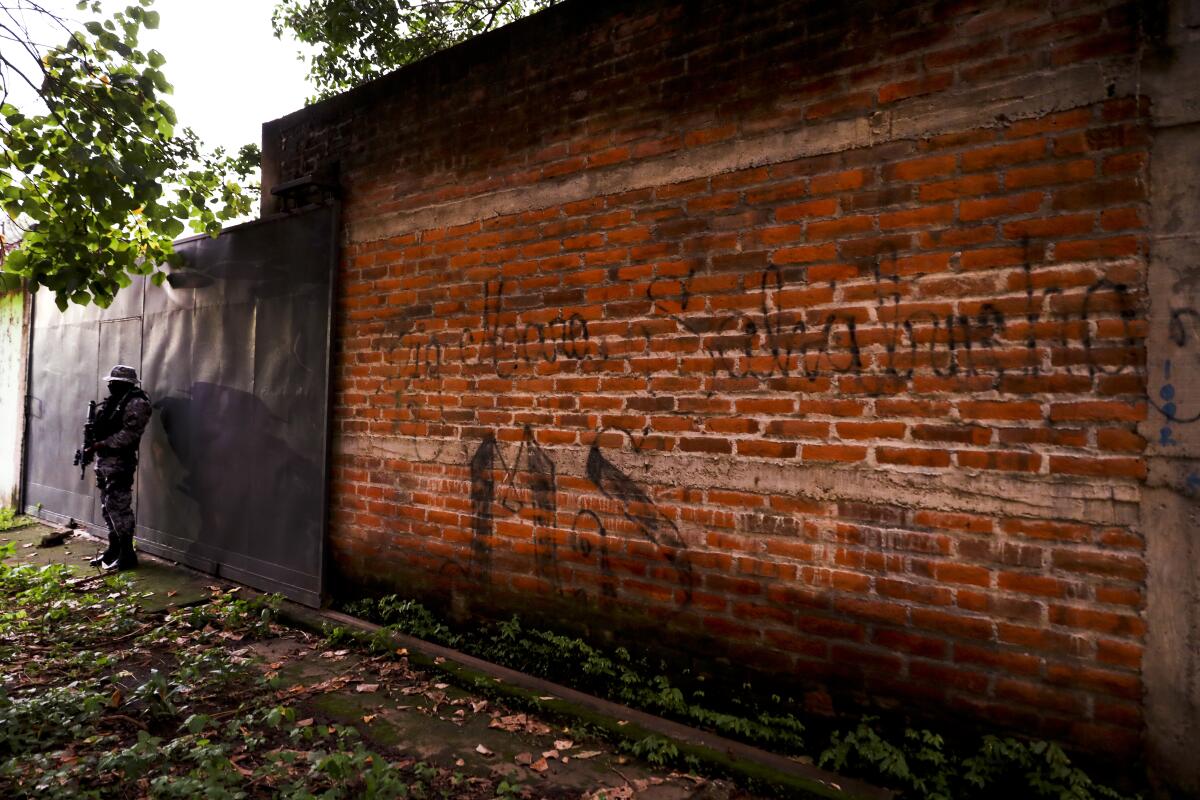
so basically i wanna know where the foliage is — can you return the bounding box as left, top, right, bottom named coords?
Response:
left=0, top=0, right=259, bottom=309
left=819, top=720, right=1134, bottom=800
left=345, top=594, right=1142, bottom=800
left=0, top=507, right=31, bottom=531
left=272, top=0, right=563, bottom=100
left=0, top=560, right=455, bottom=798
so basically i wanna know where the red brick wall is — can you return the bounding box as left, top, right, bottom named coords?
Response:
left=267, top=0, right=1153, bottom=754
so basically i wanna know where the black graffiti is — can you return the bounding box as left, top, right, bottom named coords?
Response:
left=460, top=425, right=692, bottom=606
left=390, top=261, right=1143, bottom=388
left=468, top=434, right=497, bottom=582
left=494, top=425, right=562, bottom=590
left=585, top=439, right=694, bottom=605
left=570, top=509, right=617, bottom=600
left=645, top=262, right=1141, bottom=385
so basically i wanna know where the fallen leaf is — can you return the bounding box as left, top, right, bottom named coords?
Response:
left=542, top=749, right=559, bottom=760
left=530, top=757, right=549, bottom=773
left=268, top=661, right=284, bottom=670
left=166, top=590, right=177, bottom=597
left=455, top=758, right=465, bottom=767
left=475, top=744, right=493, bottom=757
left=356, top=683, right=379, bottom=693
left=470, top=700, right=488, bottom=713
left=362, top=714, right=377, bottom=724
left=396, top=648, right=408, bottom=656
left=433, top=682, right=449, bottom=689
left=109, top=689, right=122, bottom=708
left=554, top=739, right=574, bottom=750
left=514, top=752, right=533, bottom=766
left=617, top=720, right=628, bottom=726
left=296, top=718, right=314, bottom=728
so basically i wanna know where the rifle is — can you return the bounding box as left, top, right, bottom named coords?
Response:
left=72, top=400, right=97, bottom=480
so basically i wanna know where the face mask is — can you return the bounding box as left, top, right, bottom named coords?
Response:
left=108, top=381, right=132, bottom=398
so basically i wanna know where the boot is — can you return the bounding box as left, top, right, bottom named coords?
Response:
left=90, top=531, right=119, bottom=567
left=102, top=535, right=138, bottom=571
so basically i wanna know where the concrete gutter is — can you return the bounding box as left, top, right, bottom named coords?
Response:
left=275, top=602, right=894, bottom=800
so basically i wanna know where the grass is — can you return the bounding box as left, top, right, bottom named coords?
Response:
left=341, top=593, right=1145, bottom=800
left=0, top=544, right=525, bottom=799
left=0, top=507, right=33, bottom=531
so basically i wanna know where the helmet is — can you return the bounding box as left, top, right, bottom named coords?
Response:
left=103, top=365, right=140, bottom=385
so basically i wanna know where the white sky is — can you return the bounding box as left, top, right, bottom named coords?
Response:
left=140, top=0, right=313, bottom=154
left=9, top=0, right=315, bottom=155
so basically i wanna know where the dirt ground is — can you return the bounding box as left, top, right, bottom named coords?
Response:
left=0, top=522, right=766, bottom=799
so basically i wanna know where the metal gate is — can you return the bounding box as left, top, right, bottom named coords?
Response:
left=22, top=205, right=337, bottom=606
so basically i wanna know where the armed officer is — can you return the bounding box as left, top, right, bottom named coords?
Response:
left=87, top=365, right=152, bottom=571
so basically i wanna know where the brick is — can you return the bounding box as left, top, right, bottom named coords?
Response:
left=1006, top=109, right=1094, bottom=139
left=912, top=609, right=994, bottom=641
left=960, top=192, right=1044, bottom=221
left=737, top=439, right=798, bottom=458
left=1006, top=160, right=1096, bottom=189
left=776, top=198, right=839, bottom=221
left=1051, top=549, right=1146, bottom=581
left=962, top=140, right=1047, bottom=171
left=1002, top=214, right=1095, bottom=239
left=680, top=437, right=734, bottom=454
left=956, top=450, right=1042, bottom=473
left=1049, top=605, right=1144, bottom=636
left=878, top=73, right=953, bottom=104
left=836, top=421, right=907, bottom=440
left=934, top=562, right=991, bottom=587
left=1045, top=663, right=1140, bottom=701
left=1049, top=401, right=1146, bottom=422
left=919, top=174, right=1000, bottom=201
left=877, top=447, right=951, bottom=468
left=1002, top=519, right=1089, bottom=542
left=803, top=444, right=867, bottom=463
left=879, top=204, right=955, bottom=229
left=912, top=424, right=991, bottom=445
left=1049, top=456, right=1146, bottom=479
left=884, top=155, right=956, bottom=181
left=811, top=169, right=866, bottom=194
left=996, top=572, right=1067, bottom=601
left=872, top=629, right=948, bottom=658
left=958, top=401, right=1043, bottom=421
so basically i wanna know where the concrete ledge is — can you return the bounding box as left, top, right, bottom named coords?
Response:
left=276, top=602, right=894, bottom=800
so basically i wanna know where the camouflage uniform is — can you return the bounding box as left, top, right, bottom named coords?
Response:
left=92, top=384, right=152, bottom=569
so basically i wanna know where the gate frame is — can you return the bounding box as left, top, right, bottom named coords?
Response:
left=20, top=201, right=340, bottom=608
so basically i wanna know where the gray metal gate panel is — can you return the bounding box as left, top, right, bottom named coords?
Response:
left=24, top=284, right=146, bottom=526
left=23, top=205, right=336, bottom=606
